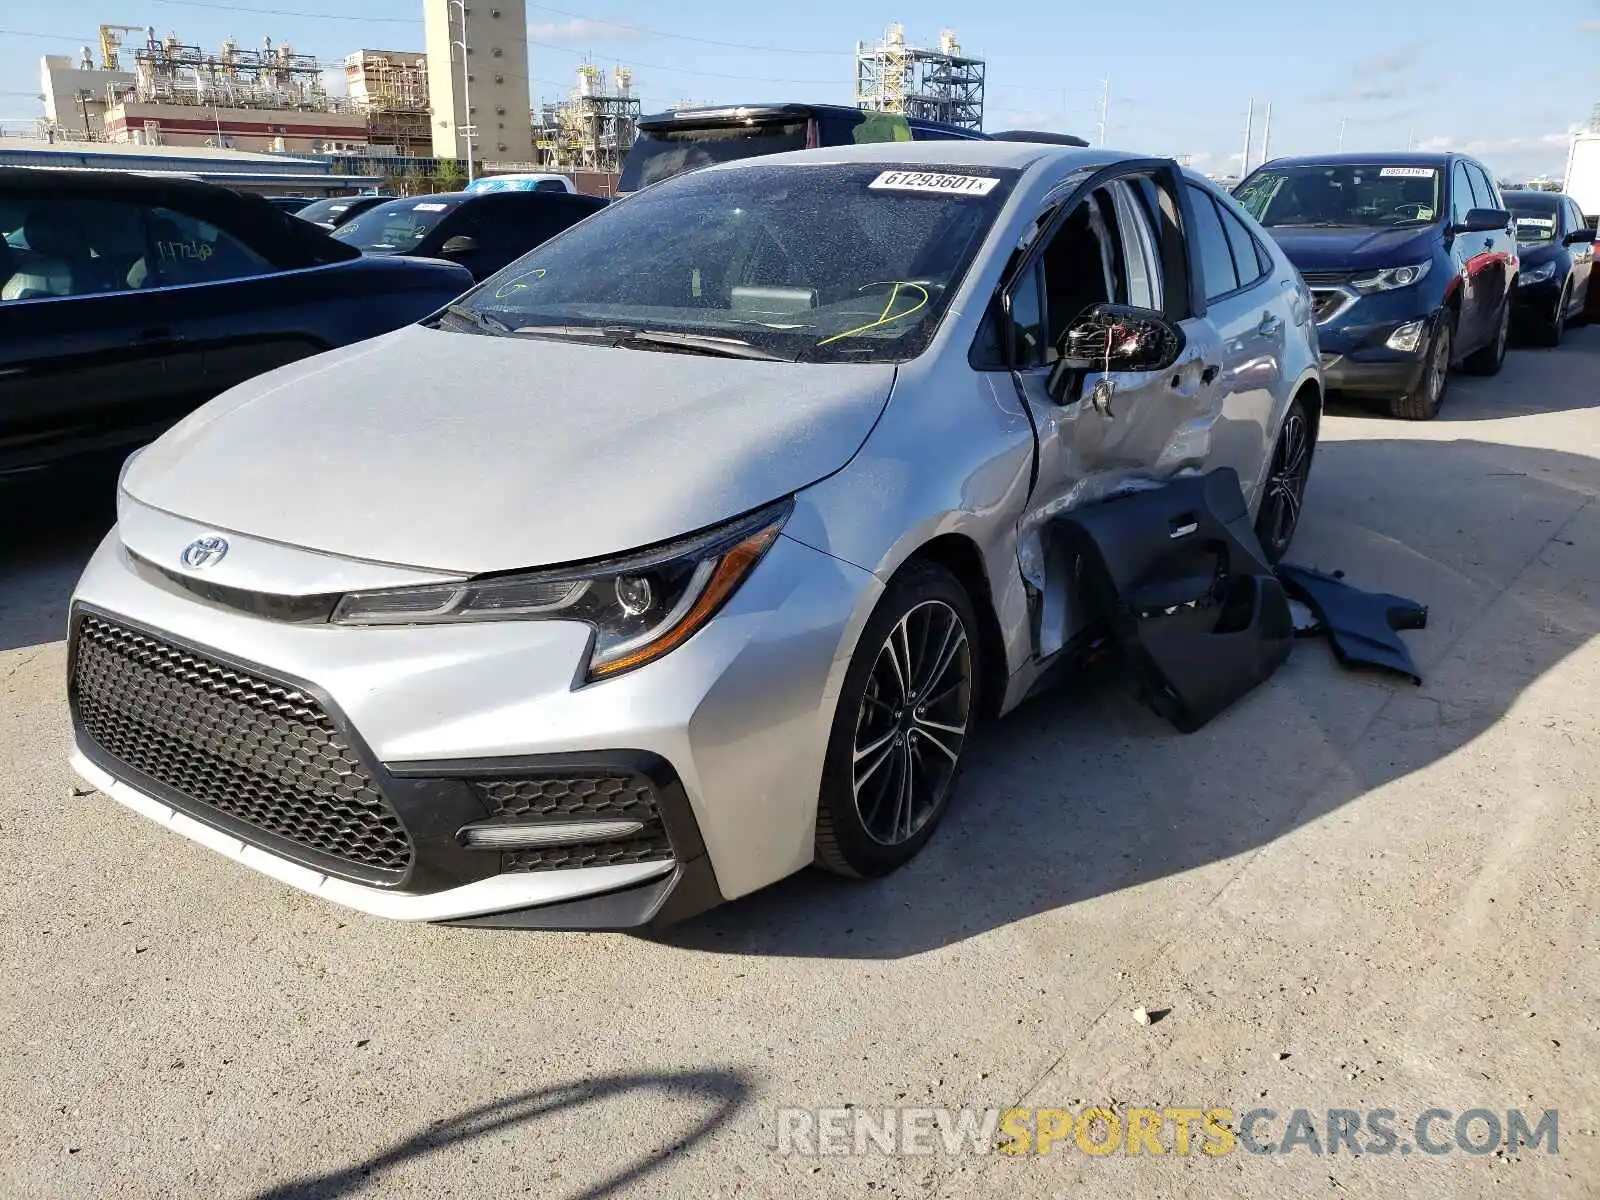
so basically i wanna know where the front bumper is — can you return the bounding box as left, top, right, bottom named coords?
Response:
left=68, top=508, right=878, bottom=928
left=1315, top=307, right=1440, bottom=397
left=1511, top=278, right=1562, bottom=328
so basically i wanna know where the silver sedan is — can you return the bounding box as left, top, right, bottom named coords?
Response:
left=69, top=140, right=1321, bottom=928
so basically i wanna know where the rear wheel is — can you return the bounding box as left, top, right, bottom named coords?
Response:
left=814, top=562, right=978, bottom=878
left=1389, top=316, right=1452, bottom=420
left=1534, top=281, right=1569, bottom=347
left=1464, top=296, right=1510, bottom=374
left=1254, top=395, right=1315, bottom=563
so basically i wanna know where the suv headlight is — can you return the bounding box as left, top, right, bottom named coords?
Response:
left=1518, top=261, right=1556, bottom=284
left=1350, top=261, right=1431, bottom=294
left=331, top=499, right=792, bottom=681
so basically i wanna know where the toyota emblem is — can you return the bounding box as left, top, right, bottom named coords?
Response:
left=180, top=535, right=229, bottom=570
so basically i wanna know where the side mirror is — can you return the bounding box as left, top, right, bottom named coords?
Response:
left=1450, top=207, right=1510, bottom=235
left=440, top=235, right=479, bottom=255
left=1564, top=228, right=1596, bottom=245
left=1046, top=304, right=1186, bottom=403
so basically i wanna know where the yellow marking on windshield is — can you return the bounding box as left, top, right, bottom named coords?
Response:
left=815, top=282, right=930, bottom=346
left=494, top=267, right=548, bottom=299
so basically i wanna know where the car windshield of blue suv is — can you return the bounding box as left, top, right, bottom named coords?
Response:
left=1235, top=164, right=1442, bottom=229
left=436, top=162, right=1020, bottom=364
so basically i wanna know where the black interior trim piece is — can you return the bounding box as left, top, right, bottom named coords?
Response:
left=1277, top=565, right=1428, bottom=684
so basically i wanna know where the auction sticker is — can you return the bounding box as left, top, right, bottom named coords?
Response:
left=1517, top=217, right=1556, bottom=228
left=414, top=202, right=449, bottom=211
left=869, top=170, right=999, bottom=196
left=1379, top=167, right=1436, bottom=178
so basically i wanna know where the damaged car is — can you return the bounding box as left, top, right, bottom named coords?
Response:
left=68, top=141, right=1322, bottom=930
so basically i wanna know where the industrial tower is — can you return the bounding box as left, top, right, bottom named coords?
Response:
left=423, top=0, right=534, bottom=165
left=854, top=25, right=985, bottom=132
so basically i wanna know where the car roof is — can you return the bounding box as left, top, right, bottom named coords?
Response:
left=1256, top=152, right=1460, bottom=170
left=703, top=139, right=1126, bottom=175
left=0, top=164, right=235, bottom=201
left=1503, top=189, right=1565, bottom=206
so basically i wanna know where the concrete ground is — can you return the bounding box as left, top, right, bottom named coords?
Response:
left=2, top=335, right=1597, bottom=1200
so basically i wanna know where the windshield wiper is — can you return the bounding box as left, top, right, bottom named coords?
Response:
left=509, top=323, right=614, bottom=344
left=613, top=330, right=794, bottom=361
left=438, top=304, right=513, bottom=336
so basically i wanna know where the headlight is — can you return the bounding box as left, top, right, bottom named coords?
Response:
left=331, top=499, right=792, bottom=681
left=1518, top=261, right=1556, bottom=285
left=1351, top=261, right=1431, bottom=294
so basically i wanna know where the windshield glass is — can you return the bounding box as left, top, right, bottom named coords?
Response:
left=332, top=197, right=460, bottom=251
left=448, top=162, right=1018, bottom=364
left=295, top=195, right=368, bottom=224
left=1235, top=164, right=1442, bottom=228
left=618, top=120, right=809, bottom=192
left=1507, top=200, right=1558, bottom=242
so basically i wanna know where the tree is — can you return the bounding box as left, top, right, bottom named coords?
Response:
left=428, top=158, right=465, bottom=192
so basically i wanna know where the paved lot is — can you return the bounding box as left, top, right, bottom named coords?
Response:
left=3, top=337, right=1598, bottom=1199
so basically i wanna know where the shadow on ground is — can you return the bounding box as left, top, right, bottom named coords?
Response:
left=0, top=463, right=118, bottom=654
left=250, top=1068, right=753, bottom=1200
left=662, top=433, right=1600, bottom=958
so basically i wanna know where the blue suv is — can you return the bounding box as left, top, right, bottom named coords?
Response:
left=1236, top=153, right=1517, bottom=419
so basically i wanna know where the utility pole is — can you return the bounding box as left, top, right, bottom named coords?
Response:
left=1241, top=98, right=1254, bottom=178
left=1407, top=124, right=1415, bottom=151
left=1259, top=100, right=1272, bottom=167
left=1336, top=116, right=1347, bottom=152
left=1095, top=76, right=1110, bottom=146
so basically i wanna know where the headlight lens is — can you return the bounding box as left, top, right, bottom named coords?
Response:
left=1351, top=261, right=1431, bottom=293
left=1518, top=261, right=1556, bottom=284
left=331, top=498, right=792, bottom=681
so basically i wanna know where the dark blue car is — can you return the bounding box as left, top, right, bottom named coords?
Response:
left=0, top=168, right=474, bottom=480
left=1236, top=153, right=1517, bottom=419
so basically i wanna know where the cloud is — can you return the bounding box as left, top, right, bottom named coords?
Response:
left=527, top=17, right=647, bottom=43
left=1581, top=17, right=1600, bottom=28
left=1413, top=130, right=1574, bottom=155
left=1309, top=41, right=1430, bottom=105
left=1350, top=42, right=1424, bottom=78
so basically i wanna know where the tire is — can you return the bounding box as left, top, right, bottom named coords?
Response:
left=1534, top=281, right=1569, bottom=347
left=814, top=560, right=980, bottom=878
left=1254, top=395, right=1316, bottom=564
left=1464, top=295, right=1511, bottom=375
left=1388, top=315, right=1453, bottom=420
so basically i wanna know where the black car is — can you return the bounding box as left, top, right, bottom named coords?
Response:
left=1503, top=190, right=1595, bottom=345
left=292, top=193, right=392, bottom=231
left=1236, top=153, right=1517, bottom=419
left=0, top=168, right=474, bottom=480
left=330, top=190, right=608, bottom=282
left=616, top=102, right=986, bottom=195
left=263, top=195, right=316, bottom=214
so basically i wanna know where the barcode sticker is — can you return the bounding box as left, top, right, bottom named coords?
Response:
left=1517, top=217, right=1556, bottom=228
left=868, top=170, right=1000, bottom=197
left=1379, top=167, right=1436, bottom=178
left=414, top=202, right=449, bottom=211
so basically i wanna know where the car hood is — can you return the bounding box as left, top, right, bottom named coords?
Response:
left=1265, top=225, right=1439, bottom=273
left=124, top=325, right=897, bottom=575
left=1513, top=240, right=1560, bottom=267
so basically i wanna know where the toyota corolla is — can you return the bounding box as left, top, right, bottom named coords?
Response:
left=68, top=141, right=1322, bottom=930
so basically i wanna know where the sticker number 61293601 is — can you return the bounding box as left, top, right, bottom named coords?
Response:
left=868, top=170, right=1000, bottom=197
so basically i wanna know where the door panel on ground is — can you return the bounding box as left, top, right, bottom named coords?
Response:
left=1009, top=172, right=1227, bottom=659
left=1188, top=184, right=1286, bottom=506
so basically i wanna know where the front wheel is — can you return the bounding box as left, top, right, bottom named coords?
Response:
left=1464, top=296, right=1511, bottom=375
left=1534, top=281, right=1569, bottom=347
left=1389, top=316, right=1453, bottom=420
left=814, top=562, right=979, bottom=878
left=1254, top=395, right=1316, bottom=563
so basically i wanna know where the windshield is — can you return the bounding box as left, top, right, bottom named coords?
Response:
left=332, top=197, right=460, bottom=252
left=1507, top=201, right=1558, bottom=243
left=618, top=120, right=809, bottom=192
left=1235, top=164, right=1442, bottom=228
left=446, top=162, right=1018, bottom=364
left=295, top=195, right=366, bottom=224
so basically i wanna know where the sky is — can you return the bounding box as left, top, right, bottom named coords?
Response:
left=3, top=0, right=1597, bottom=180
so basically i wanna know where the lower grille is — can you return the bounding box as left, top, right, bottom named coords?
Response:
left=72, top=613, right=414, bottom=877
left=1311, top=288, right=1354, bottom=324
left=471, top=774, right=675, bottom=872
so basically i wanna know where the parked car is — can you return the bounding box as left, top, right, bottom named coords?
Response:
left=1236, top=152, right=1517, bottom=419
left=331, top=190, right=608, bottom=281
left=292, top=193, right=392, bottom=231
left=0, top=167, right=473, bottom=480
left=1503, top=189, right=1595, bottom=345
left=263, top=195, right=315, bottom=214
left=464, top=173, right=577, bottom=194
left=69, top=141, right=1322, bottom=929
left=616, top=102, right=986, bottom=195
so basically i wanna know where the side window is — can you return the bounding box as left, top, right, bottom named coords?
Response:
left=1470, top=166, right=1501, bottom=211
left=1215, top=195, right=1267, bottom=291
left=1036, top=188, right=1130, bottom=358
left=1568, top=200, right=1587, bottom=235
left=1450, top=162, right=1476, bottom=223
left=1107, top=180, right=1163, bottom=311
left=143, top=206, right=274, bottom=287
left=534, top=178, right=568, bottom=193
left=1184, top=185, right=1239, bottom=300
left=1, top=195, right=151, bottom=301
left=1009, top=261, right=1047, bottom=368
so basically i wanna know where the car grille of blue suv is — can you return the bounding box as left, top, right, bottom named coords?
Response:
left=70, top=613, right=415, bottom=878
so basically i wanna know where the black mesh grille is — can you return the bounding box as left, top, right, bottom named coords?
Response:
left=1311, top=289, right=1350, bottom=323
left=1300, top=270, right=1353, bottom=286
left=471, top=775, right=674, bottom=872
left=72, top=614, right=414, bottom=875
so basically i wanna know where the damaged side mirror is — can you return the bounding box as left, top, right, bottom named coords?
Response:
left=1046, top=304, right=1186, bottom=404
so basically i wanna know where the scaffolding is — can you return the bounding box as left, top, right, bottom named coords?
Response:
left=532, top=65, right=640, bottom=171
left=854, top=24, right=985, bottom=131
left=346, top=50, right=429, bottom=156
left=111, top=29, right=344, bottom=112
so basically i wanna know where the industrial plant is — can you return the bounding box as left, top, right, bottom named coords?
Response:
left=855, top=24, right=986, bottom=133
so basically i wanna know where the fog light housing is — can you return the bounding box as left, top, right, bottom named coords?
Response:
left=1386, top=320, right=1427, bottom=353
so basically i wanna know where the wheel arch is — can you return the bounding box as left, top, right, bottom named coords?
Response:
left=898, top=534, right=1011, bottom=722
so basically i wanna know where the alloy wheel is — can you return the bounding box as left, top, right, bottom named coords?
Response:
left=1427, top=324, right=1452, bottom=407
left=851, top=600, right=973, bottom=846
left=1259, top=409, right=1311, bottom=557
